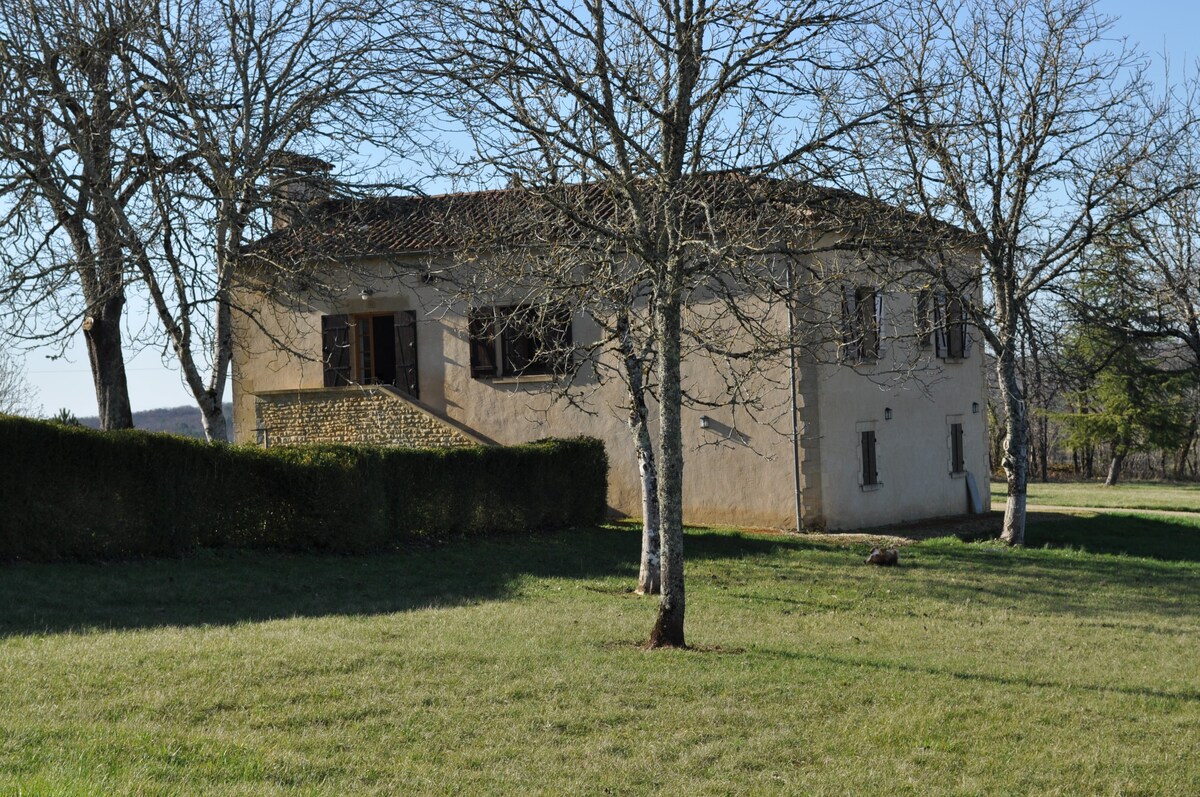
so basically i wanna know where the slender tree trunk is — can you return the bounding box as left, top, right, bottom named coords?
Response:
left=647, top=287, right=685, bottom=648
left=1105, top=442, right=1128, bottom=487
left=634, top=419, right=661, bottom=595
left=1175, top=418, right=1197, bottom=480
left=83, top=293, right=134, bottom=430
left=997, top=347, right=1029, bottom=545
left=199, top=393, right=228, bottom=443
left=619, top=312, right=661, bottom=595
left=1038, top=416, right=1049, bottom=482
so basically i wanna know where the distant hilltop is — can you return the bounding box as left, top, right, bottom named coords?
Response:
left=80, top=404, right=234, bottom=439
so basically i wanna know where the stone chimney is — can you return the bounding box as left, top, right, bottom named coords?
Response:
left=268, top=151, right=334, bottom=230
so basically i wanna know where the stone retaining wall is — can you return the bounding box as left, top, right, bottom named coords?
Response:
left=254, top=387, right=482, bottom=448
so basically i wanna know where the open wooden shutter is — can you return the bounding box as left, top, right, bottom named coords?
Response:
left=394, top=310, right=419, bottom=398
left=861, top=430, right=878, bottom=485
left=933, top=291, right=948, bottom=359
left=840, top=286, right=857, bottom=362
left=915, top=289, right=933, bottom=348
left=469, top=310, right=499, bottom=377
left=321, top=314, right=352, bottom=387
left=960, top=295, right=973, bottom=359
left=946, top=296, right=965, bottom=359
left=873, top=290, right=885, bottom=359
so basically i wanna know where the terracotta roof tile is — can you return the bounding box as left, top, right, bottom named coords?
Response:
left=253, top=175, right=967, bottom=262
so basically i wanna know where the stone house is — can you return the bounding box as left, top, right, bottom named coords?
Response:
left=232, top=178, right=990, bottom=530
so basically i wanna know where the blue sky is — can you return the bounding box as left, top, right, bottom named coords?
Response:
left=16, top=0, right=1200, bottom=420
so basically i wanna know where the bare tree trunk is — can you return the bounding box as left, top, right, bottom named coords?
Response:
left=1105, top=440, right=1129, bottom=486
left=198, top=393, right=228, bottom=443
left=83, top=294, right=133, bottom=431
left=998, top=347, right=1029, bottom=545
left=648, top=287, right=685, bottom=648
left=634, top=418, right=661, bottom=595
left=618, top=313, right=660, bottom=595
left=1175, top=418, right=1197, bottom=480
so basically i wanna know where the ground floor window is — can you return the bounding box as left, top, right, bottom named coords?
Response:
left=860, top=429, right=879, bottom=487
left=950, top=421, right=965, bottom=474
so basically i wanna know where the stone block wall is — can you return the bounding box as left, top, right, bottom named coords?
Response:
left=254, top=387, right=482, bottom=448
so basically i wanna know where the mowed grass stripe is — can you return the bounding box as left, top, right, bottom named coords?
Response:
left=991, top=478, right=1200, bottom=513
left=1, top=518, right=1197, bottom=795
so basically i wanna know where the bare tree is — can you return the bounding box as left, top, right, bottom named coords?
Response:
left=412, top=0, right=879, bottom=646
left=0, top=0, right=143, bottom=429
left=860, top=0, right=1190, bottom=543
left=0, top=347, right=38, bottom=416
left=105, top=0, right=408, bottom=442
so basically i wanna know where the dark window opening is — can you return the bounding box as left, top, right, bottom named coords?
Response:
left=861, top=429, right=879, bottom=486
left=470, top=304, right=572, bottom=378
left=951, top=422, right=965, bottom=474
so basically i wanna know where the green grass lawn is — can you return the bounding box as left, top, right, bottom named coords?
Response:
left=2, top=517, right=1198, bottom=795
left=991, top=478, right=1200, bottom=512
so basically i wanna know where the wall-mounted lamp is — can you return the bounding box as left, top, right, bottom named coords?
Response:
left=972, top=402, right=980, bottom=414
left=884, top=407, right=893, bottom=420
left=699, top=415, right=712, bottom=429
left=359, top=288, right=374, bottom=301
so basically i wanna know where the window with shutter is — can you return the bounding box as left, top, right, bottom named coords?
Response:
left=950, top=422, right=965, bottom=474
left=861, top=429, right=879, bottom=486
left=471, top=304, right=572, bottom=378
left=841, top=286, right=881, bottom=361
left=324, top=311, right=420, bottom=393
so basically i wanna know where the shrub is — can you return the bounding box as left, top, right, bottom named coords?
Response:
left=0, top=415, right=607, bottom=562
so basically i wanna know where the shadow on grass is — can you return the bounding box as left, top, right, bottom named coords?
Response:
left=755, top=647, right=1200, bottom=703
left=1024, top=512, right=1200, bottom=562
left=909, top=520, right=1199, bottom=621
left=0, top=525, right=800, bottom=638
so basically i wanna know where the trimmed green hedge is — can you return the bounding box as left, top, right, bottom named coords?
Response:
left=0, top=415, right=607, bottom=562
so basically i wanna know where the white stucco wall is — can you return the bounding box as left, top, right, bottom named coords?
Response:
left=232, top=260, right=989, bottom=530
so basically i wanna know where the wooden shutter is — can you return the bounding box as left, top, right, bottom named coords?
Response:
left=468, top=310, right=499, bottom=377
left=947, top=296, right=965, bottom=359
left=951, top=422, right=965, bottom=473
left=915, top=290, right=933, bottom=348
left=861, top=429, right=878, bottom=486
left=394, top=310, right=419, bottom=399
left=840, top=286, right=857, bottom=362
left=933, top=291, right=948, bottom=359
left=321, top=314, right=352, bottom=387
left=873, top=289, right=885, bottom=359
left=960, top=295, right=973, bottom=359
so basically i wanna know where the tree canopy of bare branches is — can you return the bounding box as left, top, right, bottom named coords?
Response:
left=411, top=0, right=879, bottom=646
left=0, top=0, right=144, bottom=429
left=859, top=0, right=1193, bottom=543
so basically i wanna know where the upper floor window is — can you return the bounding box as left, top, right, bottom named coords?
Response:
left=321, top=311, right=419, bottom=398
left=841, top=286, right=882, bottom=362
left=916, top=289, right=971, bottom=360
left=469, top=305, right=573, bottom=379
